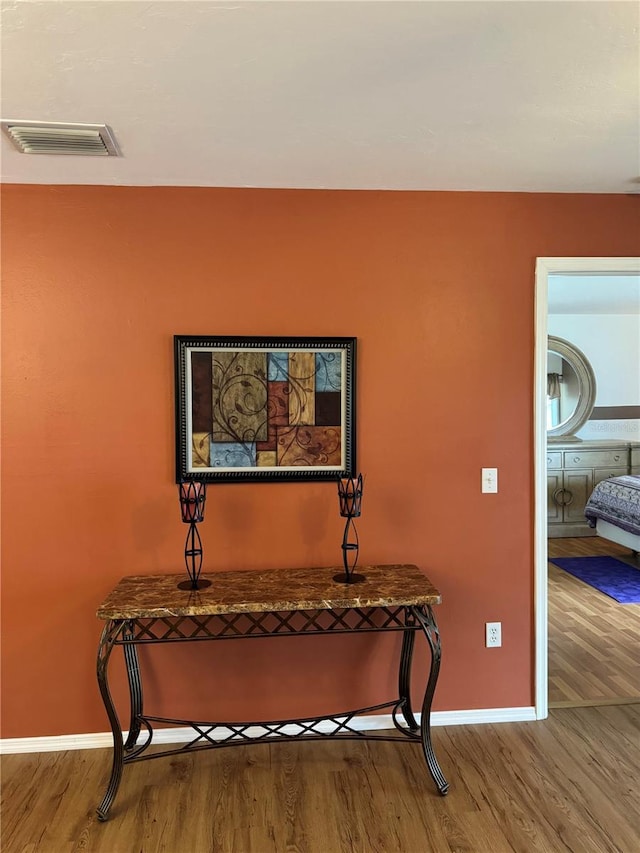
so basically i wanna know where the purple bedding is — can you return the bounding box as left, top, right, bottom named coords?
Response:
left=584, top=474, right=640, bottom=536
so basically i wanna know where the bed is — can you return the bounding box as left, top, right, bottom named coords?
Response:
left=584, top=474, right=640, bottom=554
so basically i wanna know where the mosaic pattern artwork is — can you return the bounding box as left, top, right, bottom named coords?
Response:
left=175, top=337, right=356, bottom=482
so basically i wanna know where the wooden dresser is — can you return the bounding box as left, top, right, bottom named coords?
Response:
left=547, top=439, right=633, bottom=537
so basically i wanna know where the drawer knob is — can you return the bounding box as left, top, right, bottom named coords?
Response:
left=573, top=456, right=581, bottom=463
left=614, top=455, right=620, bottom=462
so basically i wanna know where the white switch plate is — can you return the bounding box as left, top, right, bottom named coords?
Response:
left=482, top=467, right=498, bottom=493
left=486, top=622, right=502, bottom=647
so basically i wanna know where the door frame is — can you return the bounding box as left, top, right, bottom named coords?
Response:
left=533, top=257, right=640, bottom=719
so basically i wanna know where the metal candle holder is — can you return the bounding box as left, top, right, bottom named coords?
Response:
left=334, top=473, right=365, bottom=584
left=177, top=480, right=211, bottom=590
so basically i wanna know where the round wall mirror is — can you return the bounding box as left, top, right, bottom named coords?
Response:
left=547, top=336, right=597, bottom=440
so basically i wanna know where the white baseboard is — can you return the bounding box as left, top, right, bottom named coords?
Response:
left=0, top=707, right=536, bottom=755
left=433, top=706, right=537, bottom=726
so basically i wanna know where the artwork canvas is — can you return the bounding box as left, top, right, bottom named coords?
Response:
left=174, top=336, right=356, bottom=482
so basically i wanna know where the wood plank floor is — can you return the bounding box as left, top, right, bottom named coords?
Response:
left=548, top=536, right=640, bottom=707
left=2, top=703, right=640, bottom=853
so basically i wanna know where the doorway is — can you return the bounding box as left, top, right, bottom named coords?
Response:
left=533, top=257, right=640, bottom=719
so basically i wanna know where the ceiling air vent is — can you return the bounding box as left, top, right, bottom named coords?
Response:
left=0, top=120, right=119, bottom=156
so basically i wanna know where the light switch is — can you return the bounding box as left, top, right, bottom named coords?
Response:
left=482, top=468, right=498, bottom=493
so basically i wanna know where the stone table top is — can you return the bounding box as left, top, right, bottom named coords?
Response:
left=97, top=564, right=441, bottom=620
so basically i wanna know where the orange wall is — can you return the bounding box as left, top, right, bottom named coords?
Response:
left=1, top=186, right=638, bottom=738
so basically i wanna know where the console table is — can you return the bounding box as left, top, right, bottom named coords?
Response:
left=96, top=563, right=449, bottom=820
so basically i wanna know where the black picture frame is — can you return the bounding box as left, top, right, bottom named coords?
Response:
left=174, top=335, right=356, bottom=483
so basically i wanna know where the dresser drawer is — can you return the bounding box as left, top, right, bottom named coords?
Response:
left=593, top=468, right=629, bottom=487
left=563, top=449, right=628, bottom=469
left=631, top=446, right=640, bottom=471
left=547, top=452, right=562, bottom=469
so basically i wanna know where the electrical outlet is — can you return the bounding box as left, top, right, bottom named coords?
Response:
left=486, top=621, right=502, bottom=647
left=481, top=468, right=498, bottom=493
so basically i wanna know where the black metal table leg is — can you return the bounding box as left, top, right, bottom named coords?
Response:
left=397, top=610, right=419, bottom=730
left=122, top=621, right=143, bottom=751
left=411, top=605, right=449, bottom=795
left=96, top=620, right=126, bottom=821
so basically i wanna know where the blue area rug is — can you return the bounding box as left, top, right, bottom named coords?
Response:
left=550, top=556, right=640, bottom=604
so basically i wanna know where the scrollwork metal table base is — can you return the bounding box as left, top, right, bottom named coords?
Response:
left=96, top=565, right=449, bottom=820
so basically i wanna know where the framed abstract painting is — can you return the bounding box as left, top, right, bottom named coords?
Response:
left=174, top=335, right=356, bottom=482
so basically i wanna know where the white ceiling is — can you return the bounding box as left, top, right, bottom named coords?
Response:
left=549, top=274, right=640, bottom=314
left=1, top=1, right=639, bottom=192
